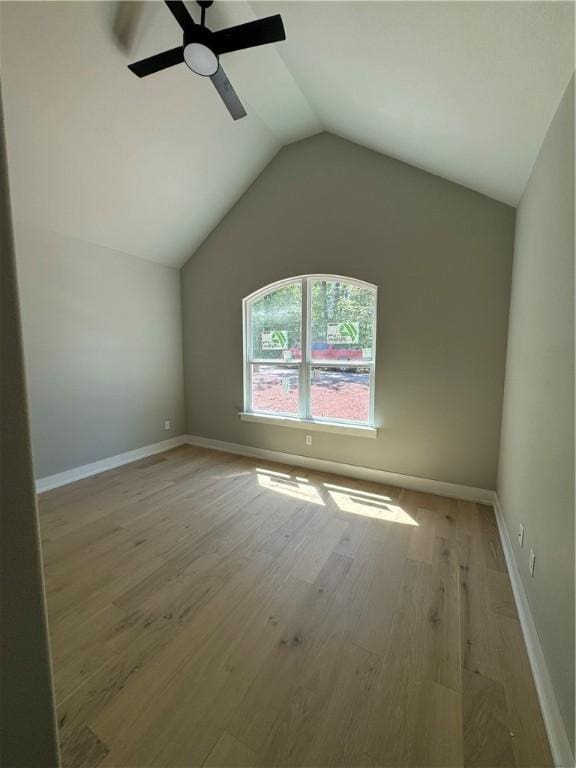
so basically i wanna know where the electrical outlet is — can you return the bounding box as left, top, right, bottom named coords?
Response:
left=164, top=420, right=171, bottom=431
left=305, top=435, right=312, bottom=446
left=518, top=523, right=525, bottom=548
left=529, top=548, right=536, bottom=577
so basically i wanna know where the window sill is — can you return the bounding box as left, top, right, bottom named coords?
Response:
left=239, top=412, right=378, bottom=439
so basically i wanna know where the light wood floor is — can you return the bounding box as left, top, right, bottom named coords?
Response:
left=38, top=445, right=552, bottom=768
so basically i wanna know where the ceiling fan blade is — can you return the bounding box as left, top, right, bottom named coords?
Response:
left=210, top=66, right=247, bottom=120
left=164, top=0, right=195, bottom=32
left=212, top=14, right=285, bottom=56
left=128, top=46, right=184, bottom=77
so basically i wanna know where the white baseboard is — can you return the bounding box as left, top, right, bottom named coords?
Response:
left=36, top=432, right=493, bottom=502
left=492, top=494, right=574, bottom=768
left=35, top=435, right=189, bottom=493
left=184, top=434, right=494, bottom=503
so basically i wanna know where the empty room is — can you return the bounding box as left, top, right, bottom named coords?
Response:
left=1, top=1, right=574, bottom=767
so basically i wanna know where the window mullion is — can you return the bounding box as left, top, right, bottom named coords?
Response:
left=243, top=300, right=250, bottom=412
left=300, top=277, right=309, bottom=420
left=369, top=362, right=375, bottom=426
left=246, top=363, right=252, bottom=412
left=305, top=276, right=312, bottom=422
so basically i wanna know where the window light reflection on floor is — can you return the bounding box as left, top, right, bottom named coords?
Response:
left=322, top=482, right=391, bottom=501
left=324, top=483, right=418, bottom=525
left=256, top=468, right=298, bottom=479
left=254, top=468, right=417, bottom=524
left=256, top=468, right=324, bottom=505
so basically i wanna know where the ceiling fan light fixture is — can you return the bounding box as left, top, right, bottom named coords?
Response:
left=183, top=42, right=218, bottom=76
left=128, top=1, right=287, bottom=119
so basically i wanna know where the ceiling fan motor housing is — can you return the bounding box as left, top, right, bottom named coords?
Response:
left=183, top=25, right=218, bottom=76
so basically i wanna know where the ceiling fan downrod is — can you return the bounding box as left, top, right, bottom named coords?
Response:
left=196, top=1, right=213, bottom=28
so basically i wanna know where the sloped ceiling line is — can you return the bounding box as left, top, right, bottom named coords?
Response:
left=1, top=1, right=573, bottom=267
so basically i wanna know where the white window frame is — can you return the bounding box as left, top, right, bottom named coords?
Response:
left=241, top=275, right=377, bottom=438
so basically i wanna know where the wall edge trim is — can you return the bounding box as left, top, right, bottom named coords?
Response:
left=35, top=435, right=189, bottom=493
left=492, top=493, right=575, bottom=768
left=185, top=433, right=493, bottom=502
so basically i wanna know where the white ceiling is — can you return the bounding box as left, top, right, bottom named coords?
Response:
left=0, top=1, right=320, bottom=267
left=1, top=1, right=574, bottom=268
left=267, top=1, right=574, bottom=205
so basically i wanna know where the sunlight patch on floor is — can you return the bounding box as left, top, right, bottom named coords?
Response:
left=253, top=469, right=415, bottom=520
left=256, top=468, right=297, bottom=479
left=256, top=468, right=324, bottom=505
left=324, top=483, right=417, bottom=525
left=322, top=482, right=391, bottom=502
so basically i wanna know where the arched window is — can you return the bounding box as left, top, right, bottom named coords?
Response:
left=242, top=275, right=377, bottom=433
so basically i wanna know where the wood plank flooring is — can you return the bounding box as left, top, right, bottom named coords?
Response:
left=38, top=445, right=553, bottom=768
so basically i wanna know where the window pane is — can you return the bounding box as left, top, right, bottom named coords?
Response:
left=250, top=282, right=302, bottom=361
left=310, top=279, right=375, bottom=362
left=310, top=366, right=371, bottom=423
left=251, top=364, right=299, bottom=416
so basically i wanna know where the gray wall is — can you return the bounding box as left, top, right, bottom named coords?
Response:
left=181, top=133, right=515, bottom=489
left=0, top=82, right=59, bottom=767
left=498, top=76, right=575, bottom=751
left=14, top=225, right=186, bottom=479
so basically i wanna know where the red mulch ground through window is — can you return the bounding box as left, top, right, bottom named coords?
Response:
left=252, top=373, right=369, bottom=422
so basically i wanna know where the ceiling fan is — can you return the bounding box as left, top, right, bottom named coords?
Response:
left=128, top=0, right=286, bottom=120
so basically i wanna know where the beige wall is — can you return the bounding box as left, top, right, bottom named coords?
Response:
left=181, top=133, right=515, bottom=490
left=498, top=75, right=575, bottom=751
left=14, top=225, right=186, bottom=480
left=0, top=83, right=59, bottom=767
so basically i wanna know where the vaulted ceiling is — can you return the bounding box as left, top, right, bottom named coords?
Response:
left=1, top=1, right=573, bottom=267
